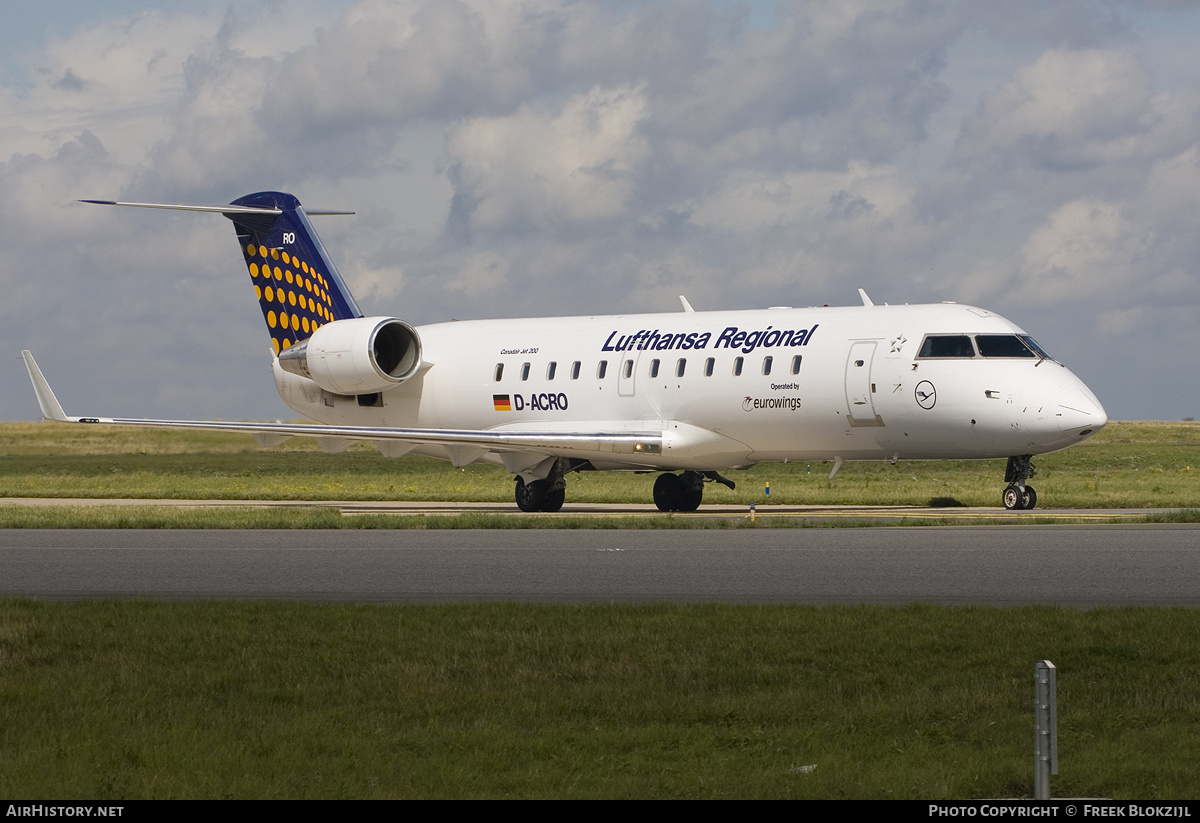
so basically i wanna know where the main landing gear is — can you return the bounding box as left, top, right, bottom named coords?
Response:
left=652, top=470, right=736, bottom=512
left=1002, top=454, right=1038, bottom=510
left=513, top=461, right=737, bottom=513
left=515, top=476, right=565, bottom=512
left=514, top=457, right=568, bottom=512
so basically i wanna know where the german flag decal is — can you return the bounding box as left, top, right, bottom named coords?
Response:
left=493, top=394, right=512, bottom=411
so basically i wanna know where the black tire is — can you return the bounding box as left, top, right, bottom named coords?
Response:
left=542, top=485, right=565, bottom=513
left=653, top=473, right=684, bottom=512
left=1002, top=485, right=1021, bottom=510
left=515, top=477, right=547, bottom=512
left=679, top=471, right=704, bottom=512
left=1021, top=486, right=1037, bottom=510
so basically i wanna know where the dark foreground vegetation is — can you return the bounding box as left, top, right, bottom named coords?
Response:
left=2, top=601, right=1199, bottom=799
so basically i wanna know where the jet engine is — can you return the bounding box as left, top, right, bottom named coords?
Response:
left=277, top=316, right=422, bottom=395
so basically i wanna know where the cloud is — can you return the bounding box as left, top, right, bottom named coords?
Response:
left=0, top=11, right=216, bottom=163
left=4, top=1, right=1200, bottom=421
left=954, top=48, right=1156, bottom=172
left=446, top=84, right=649, bottom=238
left=1016, top=199, right=1149, bottom=303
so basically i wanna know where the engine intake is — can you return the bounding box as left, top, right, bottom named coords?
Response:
left=277, top=316, right=422, bottom=395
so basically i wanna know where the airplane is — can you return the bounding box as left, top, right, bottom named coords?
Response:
left=22, top=191, right=1108, bottom=512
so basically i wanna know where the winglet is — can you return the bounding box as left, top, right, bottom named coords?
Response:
left=858, top=288, right=874, bottom=307
left=679, top=295, right=695, bottom=313
left=20, top=351, right=69, bottom=422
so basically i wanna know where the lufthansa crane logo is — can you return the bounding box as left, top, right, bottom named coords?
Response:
left=915, top=380, right=937, bottom=410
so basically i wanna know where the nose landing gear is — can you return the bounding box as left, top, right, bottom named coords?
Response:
left=1003, top=455, right=1037, bottom=510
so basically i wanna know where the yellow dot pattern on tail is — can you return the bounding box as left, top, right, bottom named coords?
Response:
left=243, top=243, right=337, bottom=354
left=228, top=191, right=362, bottom=355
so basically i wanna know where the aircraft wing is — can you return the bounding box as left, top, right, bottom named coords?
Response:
left=20, top=351, right=663, bottom=466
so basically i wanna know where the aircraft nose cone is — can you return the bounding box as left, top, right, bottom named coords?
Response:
left=1057, top=388, right=1106, bottom=437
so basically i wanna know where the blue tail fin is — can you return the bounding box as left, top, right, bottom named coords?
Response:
left=227, top=191, right=362, bottom=355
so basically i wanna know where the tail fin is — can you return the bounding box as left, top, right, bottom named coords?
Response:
left=82, top=192, right=362, bottom=355
left=228, top=192, right=362, bottom=355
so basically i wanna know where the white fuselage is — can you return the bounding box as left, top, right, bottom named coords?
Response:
left=272, top=301, right=1107, bottom=471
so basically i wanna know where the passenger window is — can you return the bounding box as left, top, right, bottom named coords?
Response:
left=975, top=335, right=1036, bottom=358
left=762, top=356, right=773, bottom=376
left=547, top=361, right=557, bottom=379
left=676, top=358, right=686, bottom=378
left=791, top=355, right=802, bottom=375
left=704, top=357, right=715, bottom=377
left=649, top=359, right=660, bottom=378
left=521, top=362, right=531, bottom=380
left=623, top=359, right=633, bottom=379
left=597, top=360, right=608, bottom=379
left=571, top=361, right=581, bottom=380
left=733, top=356, right=744, bottom=376
left=918, top=335, right=976, bottom=358
left=494, top=363, right=504, bottom=382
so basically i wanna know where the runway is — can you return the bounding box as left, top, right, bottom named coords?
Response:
left=2, top=525, right=1198, bottom=605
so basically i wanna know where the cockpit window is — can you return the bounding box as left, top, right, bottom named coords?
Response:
left=1020, top=336, right=1054, bottom=360
left=917, top=335, right=976, bottom=358
left=917, top=333, right=1055, bottom=361
left=975, top=334, right=1036, bottom=358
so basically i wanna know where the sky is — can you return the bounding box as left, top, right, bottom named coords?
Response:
left=2, top=0, right=1199, bottom=422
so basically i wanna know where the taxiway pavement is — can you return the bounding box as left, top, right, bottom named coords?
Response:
left=2, top=525, right=1197, bottom=605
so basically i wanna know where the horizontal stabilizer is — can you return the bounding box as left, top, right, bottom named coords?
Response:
left=80, top=200, right=282, bottom=216
left=80, top=200, right=354, bottom=217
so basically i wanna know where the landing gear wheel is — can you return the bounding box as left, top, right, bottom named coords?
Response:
left=679, top=470, right=704, bottom=512
left=1003, top=455, right=1039, bottom=511
left=653, top=473, right=685, bottom=512
left=542, top=485, right=565, bottom=513
left=515, top=476, right=566, bottom=512
left=1003, top=484, right=1038, bottom=510
left=515, top=477, right=548, bottom=512
left=653, top=472, right=704, bottom=512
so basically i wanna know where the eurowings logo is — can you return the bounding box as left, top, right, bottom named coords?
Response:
left=744, top=396, right=802, bottom=411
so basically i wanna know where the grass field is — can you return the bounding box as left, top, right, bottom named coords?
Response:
left=2, top=421, right=1198, bottom=799
left=2, top=420, right=1198, bottom=510
left=2, top=601, right=1199, bottom=800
